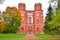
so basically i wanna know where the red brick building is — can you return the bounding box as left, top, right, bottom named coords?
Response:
left=17, top=3, right=44, bottom=33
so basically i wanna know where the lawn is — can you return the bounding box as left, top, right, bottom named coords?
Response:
left=0, top=34, right=26, bottom=38
left=34, top=34, right=60, bottom=40
left=35, top=34, right=52, bottom=38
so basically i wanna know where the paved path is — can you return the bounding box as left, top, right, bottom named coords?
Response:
left=21, top=34, right=41, bottom=40
left=0, top=34, right=41, bottom=40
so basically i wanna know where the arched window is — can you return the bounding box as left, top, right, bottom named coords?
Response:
left=37, top=27, right=39, bottom=31
left=29, top=17, right=31, bottom=24
left=21, top=27, right=24, bottom=32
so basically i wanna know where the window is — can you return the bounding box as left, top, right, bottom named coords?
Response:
left=21, top=27, right=24, bottom=32
left=29, top=17, right=31, bottom=23
left=28, top=16, right=33, bottom=23
left=37, top=27, right=39, bottom=31
left=28, top=12, right=33, bottom=23
left=21, top=18, right=24, bottom=23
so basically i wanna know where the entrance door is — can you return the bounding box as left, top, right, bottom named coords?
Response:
left=28, top=27, right=32, bottom=34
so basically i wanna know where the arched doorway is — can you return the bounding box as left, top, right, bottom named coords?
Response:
left=28, top=26, right=32, bottom=34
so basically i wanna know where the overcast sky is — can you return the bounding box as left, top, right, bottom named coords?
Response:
left=0, top=0, right=50, bottom=17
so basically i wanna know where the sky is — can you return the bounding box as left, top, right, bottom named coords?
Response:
left=0, top=0, right=50, bottom=17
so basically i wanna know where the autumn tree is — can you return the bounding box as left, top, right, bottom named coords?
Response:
left=2, top=7, right=21, bottom=33
left=0, top=11, right=6, bottom=33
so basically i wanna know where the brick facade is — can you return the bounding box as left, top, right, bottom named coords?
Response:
left=17, top=3, right=44, bottom=33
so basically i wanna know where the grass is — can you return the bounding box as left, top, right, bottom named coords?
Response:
left=0, top=34, right=26, bottom=38
left=35, top=34, right=53, bottom=38
left=34, top=34, right=60, bottom=40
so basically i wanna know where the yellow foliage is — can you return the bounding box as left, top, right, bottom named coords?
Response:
left=0, top=20, right=6, bottom=32
left=5, top=6, right=21, bottom=20
left=0, top=6, right=21, bottom=33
